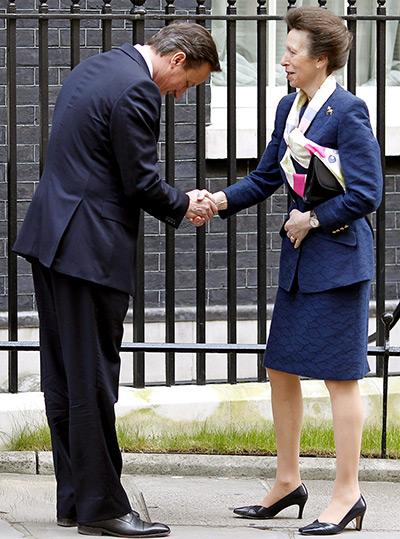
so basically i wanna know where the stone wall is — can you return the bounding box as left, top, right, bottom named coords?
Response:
left=1, top=0, right=399, bottom=316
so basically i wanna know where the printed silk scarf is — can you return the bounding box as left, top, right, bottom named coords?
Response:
left=280, top=74, right=346, bottom=198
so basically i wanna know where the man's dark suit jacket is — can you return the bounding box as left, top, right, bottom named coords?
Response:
left=13, top=44, right=189, bottom=295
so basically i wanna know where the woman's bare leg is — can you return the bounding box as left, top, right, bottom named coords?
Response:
left=318, top=379, right=364, bottom=523
left=260, top=368, right=303, bottom=507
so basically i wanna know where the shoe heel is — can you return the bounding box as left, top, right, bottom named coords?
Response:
left=355, top=513, right=365, bottom=531
left=78, top=524, right=104, bottom=536
left=297, top=499, right=307, bottom=519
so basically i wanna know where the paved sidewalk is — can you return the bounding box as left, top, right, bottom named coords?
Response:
left=0, top=470, right=400, bottom=538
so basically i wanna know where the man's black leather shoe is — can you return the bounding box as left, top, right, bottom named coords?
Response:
left=78, top=511, right=170, bottom=537
left=58, top=511, right=140, bottom=528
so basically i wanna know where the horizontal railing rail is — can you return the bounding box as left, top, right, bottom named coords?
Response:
left=0, top=342, right=399, bottom=356
left=2, top=0, right=399, bottom=458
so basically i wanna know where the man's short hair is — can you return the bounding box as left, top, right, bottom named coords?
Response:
left=147, top=22, right=221, bottom=72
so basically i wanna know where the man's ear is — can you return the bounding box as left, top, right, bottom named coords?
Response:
left=170, top=51, right=186, bottom=68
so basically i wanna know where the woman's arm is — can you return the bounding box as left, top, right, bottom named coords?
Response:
left=217, top=95, right=294, bottom=219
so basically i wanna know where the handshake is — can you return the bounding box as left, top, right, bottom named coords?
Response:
left=185, top=189, right=227, bottom=227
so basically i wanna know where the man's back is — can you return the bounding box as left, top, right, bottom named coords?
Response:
left=13, top=45, right=186, bottom=294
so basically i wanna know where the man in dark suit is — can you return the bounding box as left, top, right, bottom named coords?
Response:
left=13, top=22, right=220, bottom=538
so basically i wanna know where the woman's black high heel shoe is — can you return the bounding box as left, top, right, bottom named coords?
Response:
left=233, top=483, right=308, bottom=519
left=298, top=495, right=366, bottom=535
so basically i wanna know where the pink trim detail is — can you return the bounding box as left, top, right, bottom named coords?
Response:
left=293, top=173, right=306, bottom=197
left=304, top=142, right=326, bottom=158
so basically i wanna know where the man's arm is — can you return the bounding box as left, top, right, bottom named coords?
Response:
left=110, top=79, right=188, bottom=227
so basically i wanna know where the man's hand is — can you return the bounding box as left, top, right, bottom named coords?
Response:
left=284, top=209, right=312, bottom=249
left=186, top=189, right=218, bottom=227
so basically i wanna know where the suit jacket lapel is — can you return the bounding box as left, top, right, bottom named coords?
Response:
left=304, top=86, right=339, bottom=140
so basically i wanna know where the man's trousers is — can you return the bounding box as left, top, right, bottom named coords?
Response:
left=31, top=260, right=132, bottom=523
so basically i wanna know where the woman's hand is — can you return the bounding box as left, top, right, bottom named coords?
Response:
left=186, top=190, right=228, bottom=226
left=284, top=209, right=312, bottom=249
left=186, top=189, right=218, bottom=226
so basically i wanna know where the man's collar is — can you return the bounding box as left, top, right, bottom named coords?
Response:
left=134, top=44, right=154, bottom=79
left=119, top=43, right=152, bottom=78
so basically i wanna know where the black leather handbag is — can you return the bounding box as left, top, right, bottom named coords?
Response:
left=303, top=153, right=344, bottom=207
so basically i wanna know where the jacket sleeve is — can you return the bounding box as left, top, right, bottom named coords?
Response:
left=219, top=96, right=292, bottom=219
left=313, top=97, right=383, bottom=232
left=110, top=78, right=189, bottom=228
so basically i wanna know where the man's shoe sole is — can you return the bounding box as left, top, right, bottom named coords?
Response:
left=78, top=524, right=170, bottom=537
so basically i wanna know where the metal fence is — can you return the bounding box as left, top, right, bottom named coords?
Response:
left=2, top=0, right=400, bottom=456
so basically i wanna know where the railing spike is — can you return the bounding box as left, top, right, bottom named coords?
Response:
left=130, top=0, right=146, bottom=15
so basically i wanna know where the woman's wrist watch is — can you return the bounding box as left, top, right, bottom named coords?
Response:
left=309, top=209, right=320, bottom=228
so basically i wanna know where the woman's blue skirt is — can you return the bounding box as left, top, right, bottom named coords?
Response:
left=263, top=280, right=371, bottom=381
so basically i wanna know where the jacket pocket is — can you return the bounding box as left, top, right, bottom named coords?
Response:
left=101, top=202, right=136, bottom=230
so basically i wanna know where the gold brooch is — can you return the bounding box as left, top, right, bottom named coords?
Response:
left=326, top=106, right=333, bottom=115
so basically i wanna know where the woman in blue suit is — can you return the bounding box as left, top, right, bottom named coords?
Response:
left=213, top=7, right=383, bottom=536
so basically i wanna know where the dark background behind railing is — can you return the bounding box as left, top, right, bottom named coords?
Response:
left=1, top=0, right=400, bottom=422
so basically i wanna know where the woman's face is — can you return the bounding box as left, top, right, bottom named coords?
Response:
left=281, top=29, right=326, bottom=96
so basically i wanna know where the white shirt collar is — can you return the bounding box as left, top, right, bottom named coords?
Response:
left=134, top=44, right=154, bottom=79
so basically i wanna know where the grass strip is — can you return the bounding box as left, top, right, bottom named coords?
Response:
left=2, top=420, right=400, bottom=459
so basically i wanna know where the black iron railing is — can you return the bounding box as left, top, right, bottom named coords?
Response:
left=1, top=0, right=400, bottom=458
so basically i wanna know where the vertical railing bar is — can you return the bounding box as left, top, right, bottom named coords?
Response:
left=286, top=0, right=296, bottom=83
left=39, top=0, right=49, bottom=175
left=381, top=312, right=392, bottom=459
left=285, top=0, right=297, bottom=95
left=102, top=0, right=112, bottom=53
left=375, top=0, right=386, bottom=378
left=374, top=0, right=388, bottom=457
left=226, top=0, right=237, bottom=384
left=346, top=1, right=357, bottom=95
left=37, top=3, right=48, bottom=392
left=195, top=1, right=207, bottom=385
left=131, top=1, right=146, bottom=388
left=7, top=0, right=18, bottom=393
left=376, top=0, right=388, bottom=455
left=133, top=215, right=145, bottom=388
left=165, top=0, right=176, bottom=387
left=70, top=0, right=81, bottom=69
left=257, top=0, right=267, bottom=382
left=286, top=2, right=296, bottom=214
left=2, top=1, right=399, bottom=399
